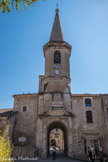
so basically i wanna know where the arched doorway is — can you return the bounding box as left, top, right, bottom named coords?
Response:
left=49, top=128, right=64, bottom=153
left=47, top=121, right=68, bottom=156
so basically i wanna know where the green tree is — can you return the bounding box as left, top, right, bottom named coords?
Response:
left=0, top=126, right=13, bottom=162
left=0, top=0, right=39, bottom=13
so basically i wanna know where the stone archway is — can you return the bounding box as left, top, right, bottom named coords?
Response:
left=47, top=121, right=68, bottom=156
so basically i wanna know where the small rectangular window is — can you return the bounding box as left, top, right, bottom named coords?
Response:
left=86, top=111, right=93, bottom=123
left=23, top=106, right=27, bottom=112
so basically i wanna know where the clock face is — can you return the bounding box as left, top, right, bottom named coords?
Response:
left=54, top=70, right=61, bottom=75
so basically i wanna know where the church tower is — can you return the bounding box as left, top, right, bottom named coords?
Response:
left=38, top=8, right=72, bottom=115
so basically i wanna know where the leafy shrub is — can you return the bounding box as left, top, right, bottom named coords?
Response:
left=0, top=126, right=13, bottom=162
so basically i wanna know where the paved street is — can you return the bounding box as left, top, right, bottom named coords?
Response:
left=15, top=153, right=83, bottom=162
left=37, top=155, right=83, bottom=162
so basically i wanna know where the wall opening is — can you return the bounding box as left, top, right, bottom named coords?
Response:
left=47, top=122, right=68, bottom=156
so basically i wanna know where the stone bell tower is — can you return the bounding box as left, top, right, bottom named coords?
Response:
left=38, top=8, right=72, bottom=115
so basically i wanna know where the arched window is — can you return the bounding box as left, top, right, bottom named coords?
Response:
left=54, top=51, right=61, bottom=64
left=85, top=98, right=92, bottom=107
left=86, top=111, right=93, bottom=123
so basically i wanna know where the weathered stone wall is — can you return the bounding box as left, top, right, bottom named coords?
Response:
left=0, top=117, right=8, bottom=130
left=13, top=94, right=38, bottom=146
left=0, top=109, right=13, bottom=131
left=12, top=146, right=34, bottom=157
left=101, top=95, right=108, bottom=154
left=0, top=110, right=17, bottom=142
left=0, top=94, right=108, bottom=159
left=71, top=94, right=105, bottom=157
left=1, top=93, right=108, bottom=158
left=36, top=91, right=108, bottom=158
left=36, top=116, right=73, bottom=158
left=38, top=93, right=52, bottom=114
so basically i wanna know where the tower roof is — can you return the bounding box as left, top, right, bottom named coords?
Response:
left=50, top=9, right=65, bottom=42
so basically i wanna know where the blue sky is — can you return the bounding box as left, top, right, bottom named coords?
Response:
left=0, top=0, right=108, bottom=109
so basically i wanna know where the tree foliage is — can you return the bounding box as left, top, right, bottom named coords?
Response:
left=0, top=126, right=13, bottom=162
left=0, top=0, right=39, bottom=13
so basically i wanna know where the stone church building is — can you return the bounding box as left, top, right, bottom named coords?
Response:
left=0, top=9, right=108, bottom=158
